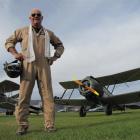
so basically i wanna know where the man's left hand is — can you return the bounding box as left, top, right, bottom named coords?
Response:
left=48, top=56, right=58, bottom=65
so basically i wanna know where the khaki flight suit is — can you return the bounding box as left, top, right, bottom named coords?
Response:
left=5, top=26, right=64, bottom=128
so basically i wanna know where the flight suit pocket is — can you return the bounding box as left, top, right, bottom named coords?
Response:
left=20, top=61, right=34, bottom=81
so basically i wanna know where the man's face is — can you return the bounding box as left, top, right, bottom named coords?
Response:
left=29, top=9, right=43, bottom=27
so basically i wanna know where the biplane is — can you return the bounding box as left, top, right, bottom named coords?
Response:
left=0, top=80, right=40, bottom=115
left=55, top=67, right=140, bottom=117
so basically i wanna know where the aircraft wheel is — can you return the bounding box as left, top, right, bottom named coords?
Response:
left=105, top=104, right=112, bottom=115
left=79, top=106, right=86, bottom=117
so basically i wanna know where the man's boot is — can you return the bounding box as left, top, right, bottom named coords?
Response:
left=45, top=127, right=57, bottom=133
left=16, top=125, right=28, bottom=135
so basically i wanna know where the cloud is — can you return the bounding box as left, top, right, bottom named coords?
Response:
left=1, top=0, right=140, bottom=99
left=51, top=6, right=140, bottom=97
left=0, top=0, right=11, bottom=9
left=54, top=13, right=140, bottom=79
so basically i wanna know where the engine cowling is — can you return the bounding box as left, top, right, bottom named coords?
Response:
left=78, top=76, right=104, bottom=101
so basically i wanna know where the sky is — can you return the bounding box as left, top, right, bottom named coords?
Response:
left=0, top=0, right=140, bottom=99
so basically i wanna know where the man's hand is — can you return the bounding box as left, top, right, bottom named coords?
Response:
left=48, top=56, right=58, bottom=65
left=14, top=53, right=24, bottom=61
left=8, top=47, right=24, bottom=61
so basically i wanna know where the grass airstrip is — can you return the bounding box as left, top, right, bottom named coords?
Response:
left=0, top=109, right=140, bottom=140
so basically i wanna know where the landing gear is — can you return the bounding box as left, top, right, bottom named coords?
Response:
left=79, top=106, right=87, bottom=117
left=105, top=104, right=112, bottom=115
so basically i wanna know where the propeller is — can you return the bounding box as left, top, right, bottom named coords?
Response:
left=74, top=80, right=99, bottom=96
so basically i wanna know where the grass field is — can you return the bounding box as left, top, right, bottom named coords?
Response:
left=0, top=109, right=140, bottom=140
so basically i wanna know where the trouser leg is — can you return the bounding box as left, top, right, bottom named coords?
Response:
left=15, top=79, right=35, bottom=126
left=37, top=72, right=55, bottom=128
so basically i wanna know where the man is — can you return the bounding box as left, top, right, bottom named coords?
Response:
left=5, top=8, right=64, bottom=135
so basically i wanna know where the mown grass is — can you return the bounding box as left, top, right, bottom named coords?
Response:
left=0, top=109, right=140, bottom=140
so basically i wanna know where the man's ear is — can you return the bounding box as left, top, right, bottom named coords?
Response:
left=29, top=16, right=31, bottom=20
left=41, top=16, right=43, bottom=20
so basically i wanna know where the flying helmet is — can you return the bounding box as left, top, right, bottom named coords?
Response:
left=3, top=60, right=22, bottom=78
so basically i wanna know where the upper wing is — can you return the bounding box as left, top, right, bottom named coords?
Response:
left=54, top=99, right=93, bottom=106
left=59, top=81, right=79, bottom=89
left=101, top=91, right=140, bottom=105
left=59, top=67, right=140, bottom=89
left=0, top=80, right=19, bottom=94
left=96, top=67, right=140, bottom=85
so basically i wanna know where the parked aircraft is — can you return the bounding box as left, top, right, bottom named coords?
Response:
left=0, top=80, right=40, bottom=115
left=55, top=67, right=140, bottom=117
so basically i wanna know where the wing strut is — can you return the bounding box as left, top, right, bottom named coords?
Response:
left=69, top=89, right=74, bottom=99
left=111, top=83, right=116, bottom=94
left=60, top=89, right=67, bottom=99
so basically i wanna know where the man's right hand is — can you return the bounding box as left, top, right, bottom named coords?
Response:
left=8, top=47, right=24, bottom=61
left=14, top=53, right=24, bottom=61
